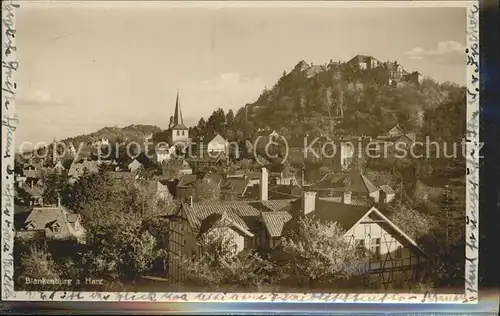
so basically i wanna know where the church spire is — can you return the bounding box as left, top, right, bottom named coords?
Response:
left=173, top=91, right=183, bottom=126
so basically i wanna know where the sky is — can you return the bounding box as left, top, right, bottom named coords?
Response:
left=15, top=1, right=467, bottom=146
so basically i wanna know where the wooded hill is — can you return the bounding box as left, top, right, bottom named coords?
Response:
left=190, top=59, right=465, bottom=144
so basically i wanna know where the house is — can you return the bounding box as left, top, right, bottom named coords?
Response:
left=347, top=55, right=381, bottom=70
left=402, top=71, right=424, bottom=85
left=279, top=192, right=426, bottom=291
left=220, top=177, right=250, bottom=201
left=156, top=145, right=177, bottom=164
left=53, top=160, right=66, bottom=173
left=128, top=152, right=152, bottom=173
left=270, top=172, right=298, bottom=186
left=17, top=203, right=86, bottom=243
left=379, top=185, right=396, bottom=203
left=292, top=60, right=311, bottom=74
left=167, top=91, right=190, bottom=145
left=268, top=184, right=303, bottom=200
left=256, top=129, right=279, bottom=140
left=67, top=158, right=99, bottom=183
left=135, top=179, right=174, bottom=208
left=165, top=169, right=295, bottom=281
left=92, top=137, right=109, bottom=148
left=175, top=172, right=224, bottom=202
left=311, top=171, right=380, bottom=203
left=67, top=143, right=77, bottom=157
left=165, top=167, right=425, bottom=290
left=128, top=159, right=144, bottom=173
left=22, top=162, right=41, bottom=179
left=17, top=182, right=44, bottom=206
left=162, top=158, right=193, bottom=180
left=375, top=133, right=416, bottom=158
left=207, top=134, right=228, bottom=154
left=385, top=124, right=405, bottom=138
left=379, top=61, right=408, bottom=84
left=187, top=151, right=229, bottom=173
left=305, top=65, right=326, bottom=78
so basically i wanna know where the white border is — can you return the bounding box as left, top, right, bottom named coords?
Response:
left=2, top=0, right=479, bottom=303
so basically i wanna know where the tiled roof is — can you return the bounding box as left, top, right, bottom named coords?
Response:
left=136, top=180, right=173, bottom=200
left=283, top=198, right=371, bottom=233
left=309, top=199, right=371, bottom=231
left=349, top=54, right=375, bottom=63
left=171, top=123, right=188, bottom=130
left=198, top=211, right=254, bottom=238
left=318, top=196, right=371, bottom=206
left=260, top=199, right=296, bottom=212
left=23, top=206, right=85, bottom=240
left=182, top=199, right=296, bottom=235
left=177, top=174, right=198, bottom=187
left=379, top=185, right=395, bottom=195
left=261, top=211, right=292, bottom=237
left=183, top=203, right=251, bottom=232
left=221, top=177, right=249, bottom=196
left=313, top=172, right=379, bottom=194
left=24, top=169, right=39, bottom=179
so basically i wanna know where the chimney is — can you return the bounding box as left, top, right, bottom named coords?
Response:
left=190, top=196, right=194, bottom=207
left=259, top=167, right=268, bottom=201
left=57, top=194, right=61, bottom=207
left=302, top=191, right=317, bottom=215
left=342, top=190, right=352, bottom=204
left=280, top=171, right=284, bottom=184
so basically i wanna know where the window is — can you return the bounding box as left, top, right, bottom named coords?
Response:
left=394, top=276, right=404, bottom=289
left=370, top=238, right=381, bottom=261
left=355, top=239, right=365, bottom=250
left=182, top=130, right=185, bottom=136
left=52, top=223, right=61, bottom=234
left=184, top=240, right=187, bottom=245
left=395, top=246, right=402, bottom=259
left=176, top=130, right=180, bottom=136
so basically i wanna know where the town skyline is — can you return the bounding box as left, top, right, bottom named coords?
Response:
left=14, top=2, right=466, bottom=145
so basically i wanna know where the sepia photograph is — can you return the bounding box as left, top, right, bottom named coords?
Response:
left=3, top=1, right=478, bottom=301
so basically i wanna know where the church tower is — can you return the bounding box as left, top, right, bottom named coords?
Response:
left=169, top=91, right=189, bottom=144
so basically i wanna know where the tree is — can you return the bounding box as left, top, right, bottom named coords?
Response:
left=280, top=216, right=366, bottom=289
left=16, top=247, right=61, bottom=291
left=225, top=109, right=235, bottom=128
left=64, top=168, right=110, bottom=211
left=382, top=200, right=432, bottom=240
left=206, top=108, right=227, bottom=136
left=43, top=171, right=69, bottom=205
left=180, top=234, right=274, bottom=290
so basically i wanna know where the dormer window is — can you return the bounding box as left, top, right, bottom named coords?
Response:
left=27, top=222, right=37, bottom=229
left=52, top=222, right=61, bottom=234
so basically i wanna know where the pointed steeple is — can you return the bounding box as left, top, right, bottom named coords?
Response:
left=173, top=91, right=183, bottom=126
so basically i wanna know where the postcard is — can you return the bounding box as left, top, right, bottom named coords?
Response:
left=2, top=0, right=481, bottom=306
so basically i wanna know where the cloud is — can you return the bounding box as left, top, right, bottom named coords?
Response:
left=16, top=89, right=65, bottom=107
left=406, top=40, right=466, bottom=63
